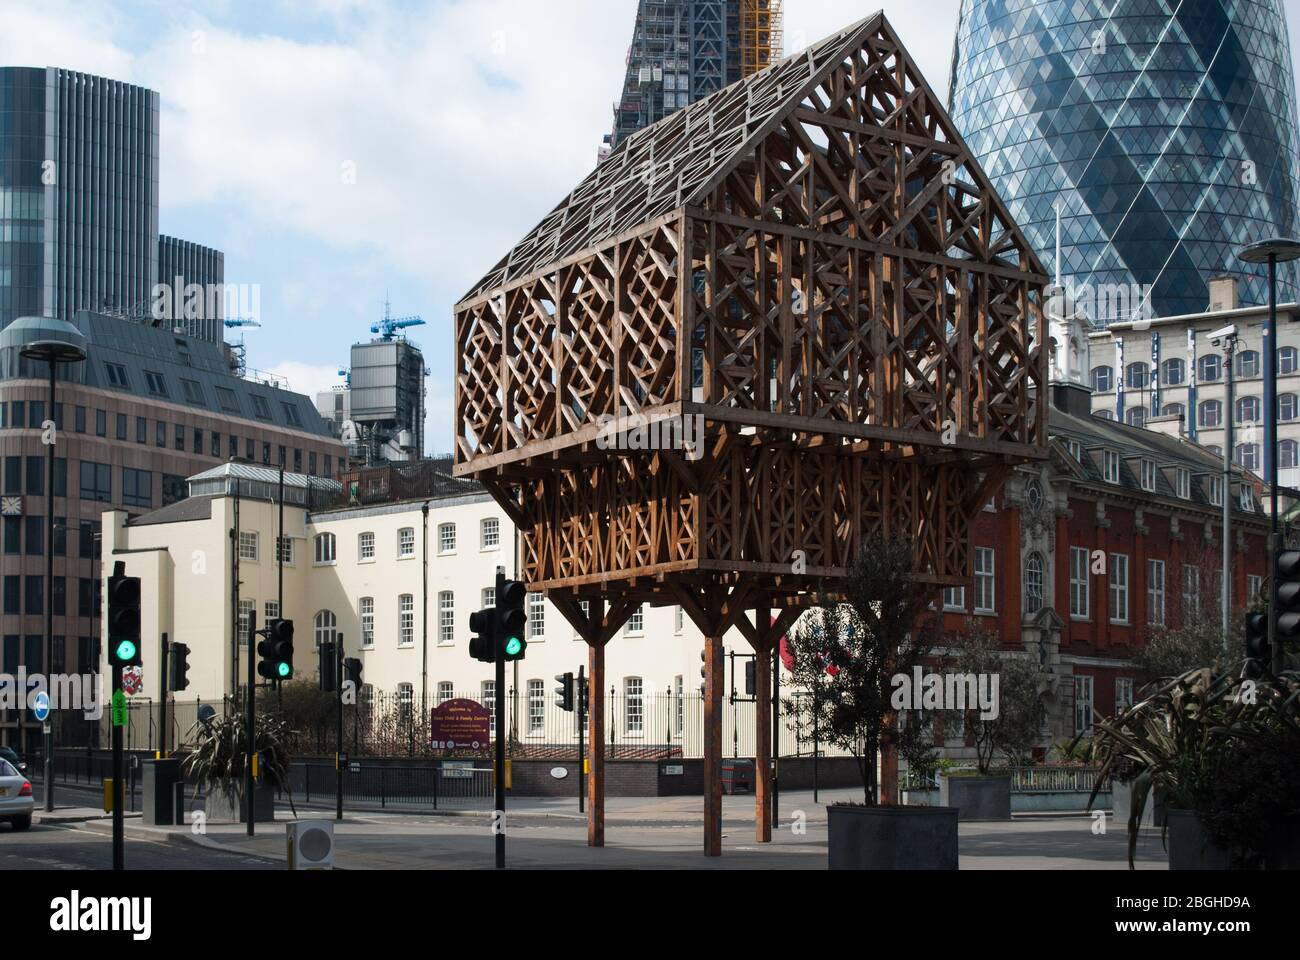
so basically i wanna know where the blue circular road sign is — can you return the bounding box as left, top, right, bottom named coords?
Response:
left=33, top=691, right=50, bottom=722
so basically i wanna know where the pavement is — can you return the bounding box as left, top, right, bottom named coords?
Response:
left=19, top=784, right=1172, bottom=870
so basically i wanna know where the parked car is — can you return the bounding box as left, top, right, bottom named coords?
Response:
left=0, top=759, right=33, bottom=831
left=0, top=746, right=27, bottom=777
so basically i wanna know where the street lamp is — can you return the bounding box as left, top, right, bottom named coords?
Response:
left=1209, top=323, right=1239, bottom=647
left=0, top=316, right=88, bottom=811
left=1237, top=238, right=1300, bottom=676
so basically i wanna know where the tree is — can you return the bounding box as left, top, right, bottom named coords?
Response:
left=784, top=534, right=938, bottom=805
left=1133, top=614, right=1237, bottom=682
left=944, top=620, right=1048, bottom=772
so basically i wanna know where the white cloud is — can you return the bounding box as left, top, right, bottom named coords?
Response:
left=264, top=360, right=345, bottom=402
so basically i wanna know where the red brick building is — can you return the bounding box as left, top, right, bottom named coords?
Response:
left=938, top=382, right=1269, bottom=747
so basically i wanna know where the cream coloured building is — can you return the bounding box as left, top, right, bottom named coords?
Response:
left=101, top=463, right=780, bottom=752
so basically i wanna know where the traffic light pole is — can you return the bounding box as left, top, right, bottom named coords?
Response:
left=577, top=665, right=585, bottom=814
left=1266, top=255, right=1282, bottom=676
left=111, top=661, right=124, bottom=871
left=159, top=633, right=169, bottom=757
left=494, top=635, right=506, bottom=869
left=337, top=635, right=344, bottom=822
left=246, top=609, right=256, bottom=838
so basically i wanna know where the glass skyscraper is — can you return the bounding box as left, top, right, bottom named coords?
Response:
left=948, top=0, right=1300, bottom=321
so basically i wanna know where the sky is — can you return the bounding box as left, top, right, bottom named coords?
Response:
left=3, top=0, right=1299, bottom=453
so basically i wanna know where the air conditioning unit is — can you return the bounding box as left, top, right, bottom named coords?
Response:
left=286, top=819, right=335, bottom=870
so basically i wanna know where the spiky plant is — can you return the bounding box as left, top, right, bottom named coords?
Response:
left=183, top=710, right=297, bottom=816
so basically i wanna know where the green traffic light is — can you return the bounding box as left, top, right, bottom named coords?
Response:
left=115, top=640, right=137, bottom=661
left=504, top=636, right=523, bottom=657
left=277, top=662, right=292, bottom=678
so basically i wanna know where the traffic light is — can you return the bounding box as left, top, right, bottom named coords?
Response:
left=578, top=674, right=588, bottom=715
left=554, top=672, right=574, bottom=712
left=168, top=642, right=191, bottom=692
left=257, top=618, right=295, bottom=681
left=495, top=576, right=528, bottom=662
left=468, top=607, right=495, bottom=664
left=106, top=563, right=142, bottom=669
left=744, top=660, right=756, bottom=696
left=1246, top=610, right=1270, bottom=667
left=344, top=657, right=363, bottom=690
left=700, top=649, right=706, bottom=696
left=319, top=640, right=338, bottom=692
left=1276, top=550, right=1300, bottom=642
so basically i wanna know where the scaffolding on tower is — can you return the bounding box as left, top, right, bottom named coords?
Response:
left=740, top=0, right=784, bottom=77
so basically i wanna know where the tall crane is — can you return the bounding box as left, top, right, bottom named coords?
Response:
left=740, top=0, right=784, bottom=77
left=371, top=298, right=425, bottom=341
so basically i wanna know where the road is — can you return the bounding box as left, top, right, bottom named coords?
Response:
left=0, top=820, right=279, bottom=871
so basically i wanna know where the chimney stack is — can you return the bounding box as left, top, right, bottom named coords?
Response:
left=1208, top=276, right=1238, bottom=313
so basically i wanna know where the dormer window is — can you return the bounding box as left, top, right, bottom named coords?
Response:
left=1065, top=439, right=1083, bottom=462
left=1103, top=450, right=1120, bottom=484
left=1174, top=468, right=1190, bottom=500
left=1239, top=486, right=1253, bottom=511
left=1207, top=476, right=1224, bottom=507
left=1140, top=459, right=1156, bottom=492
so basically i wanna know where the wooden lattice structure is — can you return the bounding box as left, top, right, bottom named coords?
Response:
left=454, top=13, right=1049, bottom=855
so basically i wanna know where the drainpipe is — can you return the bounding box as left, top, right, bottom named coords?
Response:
left=421, top=500, right=431, bottom=710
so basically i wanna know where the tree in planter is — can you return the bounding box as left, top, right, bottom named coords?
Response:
left=947, top=619, right=1048, bottom=773
left=183, top=710, right=298, bottom=816
left=1132, top=613, right=1240, bottom=682
left=784, top=535, right=938, bottom=805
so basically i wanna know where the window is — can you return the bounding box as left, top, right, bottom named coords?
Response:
left=1140, top=459, right=1156, bottom=492
left=360, top=598, right=374, bottom=648
left=175, top=424, right=185, bottom=451
left=438, top=523, right=456, bottom=554
left=1096, top=409, right=1115, bottom=421
left=135, top=416, right=147, bottom=444
left=1125, top=362, right=1148, bottom=389
left=115, top=413, right=127, bottom=440
left=281, top=403, right=303, bottom=428
left=358, top=532, right=375, bottom=561
left=79, top=462, right=111, bottom=502
left=262, top=442, right=271, bottom=465
left=1074, top=676, right=1095, bottom=736
left=1174, top=468, right=1190, bottom=500
left=398, top=595, right=414, bottom=646
left=1103, top=450, right=1120, bottom=484
left=238, top=531, right=259, bottom=561
left=144, top=370, right=167, bottom=397
left=180, top=378, right=205, bottom=405
left=105, top=362, right=130, bottom=389
left=24, top=515, right=42, bottom=556
left=79, top=520, right=100, bottom=560
left=1236, top=396, right=1261, bottom=423
left=230, top=435, right=239, bottom=458
left=1065, top=438, right=1083, bottom=462
left=1198, top=353, right=1222, bottom=383
left=1198, top=400, right=1222, bottom=429
left=1183, top=565, right=1200, bottom=617
left=1091, top=365, right=1113, bottom=393
left=528, top=592, right=545, bottom=638
left=528, top=680, right=545, bottom=734
left=1236, top=350, right=1260, bottom=379
left=1281, top=440, right=1299, bottom=470
left=193, top=428, right=204, bottom=455
left=1161, top=403, right=1185, bottom=419
left=438, top=591, right=455, bottom=645
left=314, top=533, right=336, bottom=564
left=398, top=527, right=415, bottom=558
left=275, top=536, right=293, bottom=565
left=1109, top=553, right=1129, bottom=624
left=1280, top=346, right=1299, bottom=376
left=675, top=676, right=684, bottom=735
left=1024, top=553, right=1044, bottom=615
left=1125, top=406, right=1146, bottom=429
left=162, top=475, right=187, bottom=507
left=1147, top=559, right=1166, bottom=626
left=625, top=677, right=644, bottom=735
left=942, top=585, right=966, bottom=611
left=1280, top=394, right=1298, bottom=421
left=1235, top=443, right=1260, bottom=472
left=24, top=578, right=42, bottom=615
left=1239, top=484, right=1254, bottom=511
left=122, top=468, right=152, bottom=509
left=264, top=600, right=280, bottom=624
left=438, top=682, right=454, bottom=705
left=156, top=421, right=166, bottom=448
left=313, top=610, right=337, bottom=651
left=1116, top=678, right=1134, bottom=715
left=974, top=547, right=995, bottom=614
left=482, top=681, right=497, bottom=729
left=3, top=518, right=17, bottom=555
left=483, top=588, right=496, bottom=609
left=74, top=406, right=86, bottom=433
left=1070, top=546, right=1090, bottom=619
left=1247, top=574, right=1263, bottom=602
left=1207, top=475, right=1224, bottom=507
left=1161, top=358, right=1185, bottom=386
left=25, top=455, right=42, bottom=495
left=625, top=604, right=645, bottom=635
left=674, top=605, right=684, bottom=633
left=480, top=518, right=500, bottom=550
left=215, top=387, right=240, bottom=414
left=250, top=395, right=272, bottom=420
left=238, top=599, right=254, bottom=646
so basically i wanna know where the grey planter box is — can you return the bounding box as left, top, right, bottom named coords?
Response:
left=902, top=789, right=939, bottom=807
left=828, top=804, right=959, bottom=870
left=203, top=781, right=277, bottom=824
left=1111, top=779, right=1166, bottom=828
left=940, top=774, right=1012, bottom=821
left=1166, top=809, right=1231, bottom=870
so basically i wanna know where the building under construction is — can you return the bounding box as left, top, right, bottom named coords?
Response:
left=607, top=0, right=783, bottom=151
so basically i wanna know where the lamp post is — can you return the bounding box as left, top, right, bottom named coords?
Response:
left=0, top=316, right=88, bottom=812
left=1238, top=239, right=1300, bottom=676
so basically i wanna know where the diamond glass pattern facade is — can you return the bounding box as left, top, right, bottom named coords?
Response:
left=948, top=0, right=1300, bottom=321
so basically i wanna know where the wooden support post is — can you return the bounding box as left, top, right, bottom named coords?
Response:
left=704, top=633, right=724, bottom=857
left=754, top=636, right=772, bottom=842
left=587, top=639, right=606, bottom=847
